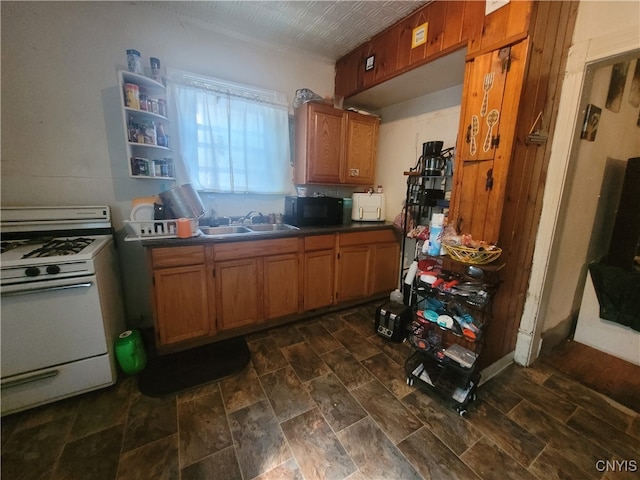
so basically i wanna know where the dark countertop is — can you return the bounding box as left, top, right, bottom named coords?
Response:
left=139, top=221, right=398, bottom=248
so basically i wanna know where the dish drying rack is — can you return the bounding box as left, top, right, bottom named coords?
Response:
left=124, top=218, right=199, bottom=241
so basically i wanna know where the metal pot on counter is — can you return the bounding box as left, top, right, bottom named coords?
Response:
left=158, top=183, right=205, bottom=219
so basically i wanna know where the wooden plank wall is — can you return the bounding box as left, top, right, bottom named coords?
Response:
left=481, top=1, right=579, bottom=367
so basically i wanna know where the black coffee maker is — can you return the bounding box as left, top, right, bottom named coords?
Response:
left=419, top=141, right=445, bottom=176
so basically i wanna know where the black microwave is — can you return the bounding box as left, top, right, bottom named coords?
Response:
left=284, top=196, right=343, bottom=227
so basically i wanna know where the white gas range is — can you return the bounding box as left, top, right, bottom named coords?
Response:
left=1, top=206, right=125, bottom=415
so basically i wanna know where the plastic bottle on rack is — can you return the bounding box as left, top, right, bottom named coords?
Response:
left=427, top=213, right=444, bottom=256
left=403, top=260, right=419, bottom=305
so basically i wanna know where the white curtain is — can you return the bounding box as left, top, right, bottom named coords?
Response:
left=167, top=70, right=290, bottom=194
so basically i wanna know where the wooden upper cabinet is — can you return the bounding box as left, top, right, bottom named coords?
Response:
left=295, top=102, right=344, bottom=184
left=457, top=47, right=509, bottom=163
left=295, top=102, right=379, bottom=185
left=344, top=111, right=379, bottom=185
left=478, top=0, right=533, bottom=53
left=449, top=39, right=529, bottom=244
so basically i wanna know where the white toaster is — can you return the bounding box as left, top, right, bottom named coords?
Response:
left=351, top=193, right=386, bottom=221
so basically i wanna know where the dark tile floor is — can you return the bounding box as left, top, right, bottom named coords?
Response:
left=2, top=303, right=639, bottom=480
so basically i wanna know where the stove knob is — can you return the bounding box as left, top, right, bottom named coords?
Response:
left=46, top=265, right=61, bottom=275
left=25, top=266, right=41, bottom=277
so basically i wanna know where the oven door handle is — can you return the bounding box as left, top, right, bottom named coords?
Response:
left=1, top=370, right=60, bottom=389
left=1, top=282, right=93, bottom=297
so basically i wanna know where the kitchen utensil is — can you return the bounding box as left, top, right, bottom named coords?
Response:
left=470, top=115, right=479, bottom=156
left=158, top=183, right=205, bottom=219
left=480, top=72, right=495, bottom=117
left=483, top=109, right=499, bottom=153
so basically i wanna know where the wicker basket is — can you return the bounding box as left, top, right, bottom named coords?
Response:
left=442, top=243, right=502, bottom=265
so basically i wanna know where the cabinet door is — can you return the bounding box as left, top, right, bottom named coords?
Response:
left=303, top=249, right=335, bottom=310
left=370, top=242, right=401, bottom=295
left=451, top=40, right=528, bottom=243
left=336, top=245, right=371, bottom=302
left=304, top=103, right=344, bottom=184
left=459, top=49, right=508, bottom=163
left=153, top=265, right=211, bottom=345
left=343, top=111, right=379, bottom=185
left=216, top=258, right=262, bottom=331
left=263, top=253, right=299, bottom=319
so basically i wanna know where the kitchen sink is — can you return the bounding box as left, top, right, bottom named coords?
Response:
left=247, top=224, right=299, bottom=232
left=200, top=226, right=252, bottom=235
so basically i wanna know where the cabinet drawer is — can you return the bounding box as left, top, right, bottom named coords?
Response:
left=151, top=246, right=206, bottom=268
left=304, top=234, right=335, bottom=252
left=338, top=229, right=396, bottom=247
left=214, top=238, right=298, bottom=261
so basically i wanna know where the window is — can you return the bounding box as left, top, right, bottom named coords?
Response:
left=167, top=70, right=290, bottom=194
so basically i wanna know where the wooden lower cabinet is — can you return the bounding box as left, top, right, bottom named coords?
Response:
left=213, top=237, right=299, bottom=332
left=150, top=229, right=398, bottom=350
left=151, top=246, right=214, bottom=347
left=336, top=230, right=400, bottom=302
left=303, top=249, right=335, bottom=310
left=371, top=241, right=401, bottom=295
left=303, top=234, right=336, bottom=310
left=215, top=257, right=262, bottom=331
left=336, top=245, right=372, bottom=302
left=263, top=253, right=299, bottom=319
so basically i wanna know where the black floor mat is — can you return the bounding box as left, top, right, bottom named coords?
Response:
left=137, top=336, right=250, bottom=397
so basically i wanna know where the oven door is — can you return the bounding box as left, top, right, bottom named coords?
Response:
left=1, top=275, right=108, bottom=379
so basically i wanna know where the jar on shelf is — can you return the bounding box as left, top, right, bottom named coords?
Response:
left=149, top=99, right=159, bottom=115
left=150, top=57, right=161, bottom=81
left=126, top=49, right=143, bottom=75
left=139, top=94, right=148, bottom=111
left=124, top=83, right=140, bottom=109
left=157, top=98, right=167, bottom=117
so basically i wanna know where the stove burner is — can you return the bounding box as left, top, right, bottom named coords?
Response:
left=1, top=237, right=54, bottom=254
left=22, top=238, right=95, bottom=258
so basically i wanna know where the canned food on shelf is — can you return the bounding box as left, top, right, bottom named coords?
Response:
left=124, top=83, right=140, bottom=109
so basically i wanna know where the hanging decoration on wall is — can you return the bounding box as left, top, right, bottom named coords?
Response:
left=411, top=22, right=428, bottom=49
left=580, top=104, right=601, bottom=141
left=605, top=61, right=629, bottom=113
left=525, top=111, right=549, bottom=145
left=365, top=55, right=375, bottom=72
left=628, top=59, right=640, bottom=108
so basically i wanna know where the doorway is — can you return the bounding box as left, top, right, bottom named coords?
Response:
left=514, top=25, right=640, bottom=368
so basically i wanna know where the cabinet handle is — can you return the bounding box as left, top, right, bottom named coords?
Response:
left=485, top=168, right=494, bottom=191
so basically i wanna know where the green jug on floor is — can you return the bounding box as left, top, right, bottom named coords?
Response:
left=115, top=330, right=147, bottom=375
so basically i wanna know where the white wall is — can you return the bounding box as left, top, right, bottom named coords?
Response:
left=1, top=2, right=335, bottom=325
left=376, top=85, right=463, bottom=223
